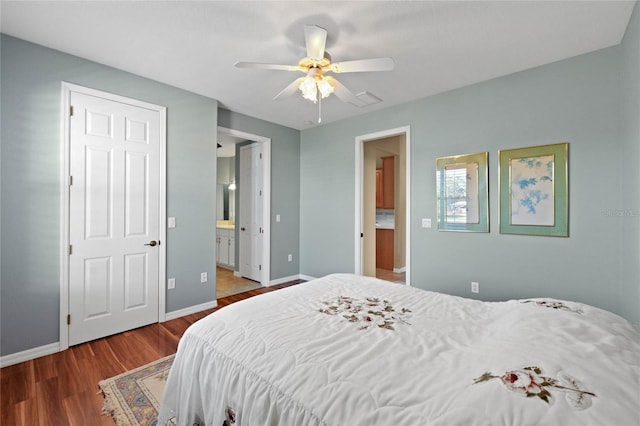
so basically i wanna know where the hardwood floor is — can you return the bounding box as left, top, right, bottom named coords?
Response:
left=0, top=280, right=302, bottom=426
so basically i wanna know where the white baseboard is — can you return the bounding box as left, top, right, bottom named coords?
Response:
left=0, top=342, right=60, bottom=368
left=298, top=274, right=317, bottom=282
left=2, top=299, right=220, bottom=366
left=164, top=299, right=218, bottom=321
left=165, top=275, right=307, bottom=319
left=0, top=275, right=317, bottom=367
left=393, top=267, right=407, bottom=273
left=268, top=274, right=304, bottom=286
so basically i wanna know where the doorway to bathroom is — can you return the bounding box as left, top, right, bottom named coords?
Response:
left=216, top=127, right=271, bottom=298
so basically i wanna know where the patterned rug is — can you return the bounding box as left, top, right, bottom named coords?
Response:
left=99, top=354, right=175, bottom=426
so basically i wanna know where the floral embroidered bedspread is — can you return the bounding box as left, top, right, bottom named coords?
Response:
left=318, top=295, right=412, bottom=330
left=159, top=273, right=640, bottom=426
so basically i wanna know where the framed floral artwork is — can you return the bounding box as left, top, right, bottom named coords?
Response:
left=499, top=143, right=568, bottom=236
left=436, top=152, right=489, bottom=232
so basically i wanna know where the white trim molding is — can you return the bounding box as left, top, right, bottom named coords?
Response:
left=269, top=274, right=305, bottom=286
left=298, top=274, right=318, bottom=282
left=217, top=127, right=271, bottom=288
left=0, top=343, right=60, bottom=368
left=164, top=300, right=218, bottom=322
left=354, top=126, right=411, bottom=285
left=59, top=82, right=167, bottom=351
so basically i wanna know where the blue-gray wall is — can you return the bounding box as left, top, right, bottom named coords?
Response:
left=620, top=2, right=640, bottom=322
left=300, top=5, right=640, bottom=323
left=1, top=5, right=638, bottom=359
left=1, top=35, right=218, bottom=356
left=218, top=109, right=301, bottom=280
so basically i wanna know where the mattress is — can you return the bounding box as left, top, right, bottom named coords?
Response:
left=158, top=273, right=640, bottom=425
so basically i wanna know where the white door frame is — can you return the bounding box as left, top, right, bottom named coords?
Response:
left=59, top=82, right=167, bottom=350
left=355, top=126, right=411, bottom=284
left=217, top=126, right=271, bottom=287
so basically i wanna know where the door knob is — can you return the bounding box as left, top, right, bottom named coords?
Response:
left=145, top=240, right=158, bottom=247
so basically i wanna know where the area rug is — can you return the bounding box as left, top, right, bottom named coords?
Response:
left=99, top=354, right=175, bottom=426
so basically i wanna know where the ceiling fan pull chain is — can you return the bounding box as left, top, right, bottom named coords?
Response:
left=318, top=96, right=322, bottom=123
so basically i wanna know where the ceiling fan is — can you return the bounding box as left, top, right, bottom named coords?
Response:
left=235, top=25, right=394, bottom=121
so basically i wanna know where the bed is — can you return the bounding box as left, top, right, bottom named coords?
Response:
left=158, top=273, right=640, bottom=426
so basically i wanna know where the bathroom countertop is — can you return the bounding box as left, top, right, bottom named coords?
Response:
left=375, top=222, right=394, bottom=230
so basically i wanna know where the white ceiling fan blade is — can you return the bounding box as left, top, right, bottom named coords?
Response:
left=235, top=61, right=302, bottom=72
left=326, top=57, right=395, bottom=73
left=324, top=76, right=360, bottom=104
left=273, top=77, right=304, bottom=100
left=304, top=25, right=327, bottom=61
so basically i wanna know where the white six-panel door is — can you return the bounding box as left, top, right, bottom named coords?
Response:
left=68, top=91, right=161, bottom=345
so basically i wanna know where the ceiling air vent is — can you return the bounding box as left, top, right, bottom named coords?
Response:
left=349, top=91, right=383, bottom=108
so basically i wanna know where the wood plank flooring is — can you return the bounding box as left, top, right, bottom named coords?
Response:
left=0, top=280, right=302, bottom=426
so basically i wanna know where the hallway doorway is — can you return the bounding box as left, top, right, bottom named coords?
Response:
left=355, top=126, right=411, bottom=285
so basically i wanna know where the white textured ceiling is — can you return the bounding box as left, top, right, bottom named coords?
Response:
left=1, top=1, right=635, bottom=130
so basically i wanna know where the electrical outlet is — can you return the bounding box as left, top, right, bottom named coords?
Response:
left=422, top=218, right=432, bottom=228
left=201, top=272, right=207, bottom=283
left=471, top=281, right=479, bottom=293
left=288, top=254, right=292, bottom=262
left=168, top=278, right=175, bottom=289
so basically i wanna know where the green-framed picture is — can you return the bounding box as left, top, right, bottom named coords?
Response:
left=436, top=152, right=489, bottom=232
left=499, top=143, right=569, bottom=236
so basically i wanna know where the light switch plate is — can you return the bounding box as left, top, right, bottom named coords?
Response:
left=168, top=217, right=176, bottom=228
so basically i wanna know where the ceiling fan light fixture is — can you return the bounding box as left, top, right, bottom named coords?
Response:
left=237, top=24, right=395, bottom=109
left=300, top=75, right=318, bottom=102
left=317, top=77, right=334, bottom=99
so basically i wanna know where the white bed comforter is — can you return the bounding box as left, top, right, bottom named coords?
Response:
left=158, top=273, right=640, bottom=426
